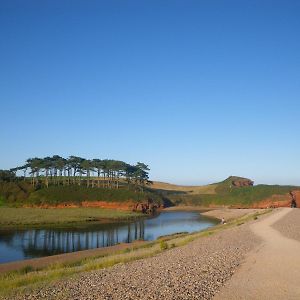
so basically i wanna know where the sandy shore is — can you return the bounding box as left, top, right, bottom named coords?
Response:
left=163, top=206, right=213, bottom=212
left=164, top=206, right=265, bottom=221
left=202, top=208, right=264, bottom=221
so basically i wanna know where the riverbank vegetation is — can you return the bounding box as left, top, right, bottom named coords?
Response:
left=0, top=210, right=270, bottom=299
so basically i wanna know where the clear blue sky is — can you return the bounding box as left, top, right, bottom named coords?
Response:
left=1, top=0, right=300, bottom=185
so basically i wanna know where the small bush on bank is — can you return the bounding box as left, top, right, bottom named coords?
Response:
left=160, top=240, right=168, bottom=250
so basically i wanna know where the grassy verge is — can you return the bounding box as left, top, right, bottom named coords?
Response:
left=0, top=209, right=271, bottom=299
left=0, top=207, right=142, bottom=228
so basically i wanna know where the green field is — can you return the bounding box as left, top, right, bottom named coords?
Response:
left=0, top=207, right=142, bottom=228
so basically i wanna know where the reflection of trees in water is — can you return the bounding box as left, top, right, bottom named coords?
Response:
left=126, top=220, right=144, bottom=243
left=0, top=219, right=146, bottom=259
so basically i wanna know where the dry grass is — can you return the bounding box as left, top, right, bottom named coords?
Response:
left=151, top=181, right=217, bottom=195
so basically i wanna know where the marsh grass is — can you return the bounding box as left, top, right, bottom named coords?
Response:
left=0, top=207, right=141, bottom=228
left=0, top=209, right=271, bottom=299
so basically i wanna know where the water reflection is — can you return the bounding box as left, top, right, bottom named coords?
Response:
left=0, top=211, right=217, bottom=264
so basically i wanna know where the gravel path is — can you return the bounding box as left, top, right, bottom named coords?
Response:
left=14, top=221, right=261, bottom=300
left=272, top=208, right=300, bottom=242
left=214, top=208, right=300, bottom=299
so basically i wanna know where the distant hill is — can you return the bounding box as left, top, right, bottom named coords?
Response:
left=151, top=176, right=253, bottom=194
left=217, top=176, right=254, bottom=186
left=150, top=176, right=300, bottom=208
left=150, top=181, right=217, bottom=195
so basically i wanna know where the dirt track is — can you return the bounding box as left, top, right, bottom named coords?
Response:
left=214, top=208, right=300, bottom=299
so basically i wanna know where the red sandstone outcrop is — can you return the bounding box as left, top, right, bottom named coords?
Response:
left=231, top=179, right=254, bottom=187
left=246, top=191, right=299, bottom=209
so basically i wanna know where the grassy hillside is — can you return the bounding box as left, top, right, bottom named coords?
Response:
left=0, top=182, right=164, bottom=207
left=0, top=181, right=34, bottom=205
left=150, top=176, right=300, bottom=207
left=167, top=185, right=297, bottom=206
left=28, top=186, right=145, bottom=205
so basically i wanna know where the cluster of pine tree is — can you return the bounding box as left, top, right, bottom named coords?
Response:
left=6, top=156, right=151, bottom=190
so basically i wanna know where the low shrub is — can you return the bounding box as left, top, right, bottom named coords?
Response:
left=160, top=240, right=168, bottom=250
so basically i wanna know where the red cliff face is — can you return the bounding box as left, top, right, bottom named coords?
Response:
left=26, top=201, right=135, bottom=210
left=25, top=200, right=163, bottom=213
left=250, top=191, right=300, bottom=209
left=291, top=191, right=300, bottom=207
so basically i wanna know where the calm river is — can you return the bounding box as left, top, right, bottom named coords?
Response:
left=0, top=211, right=217, bottom=264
